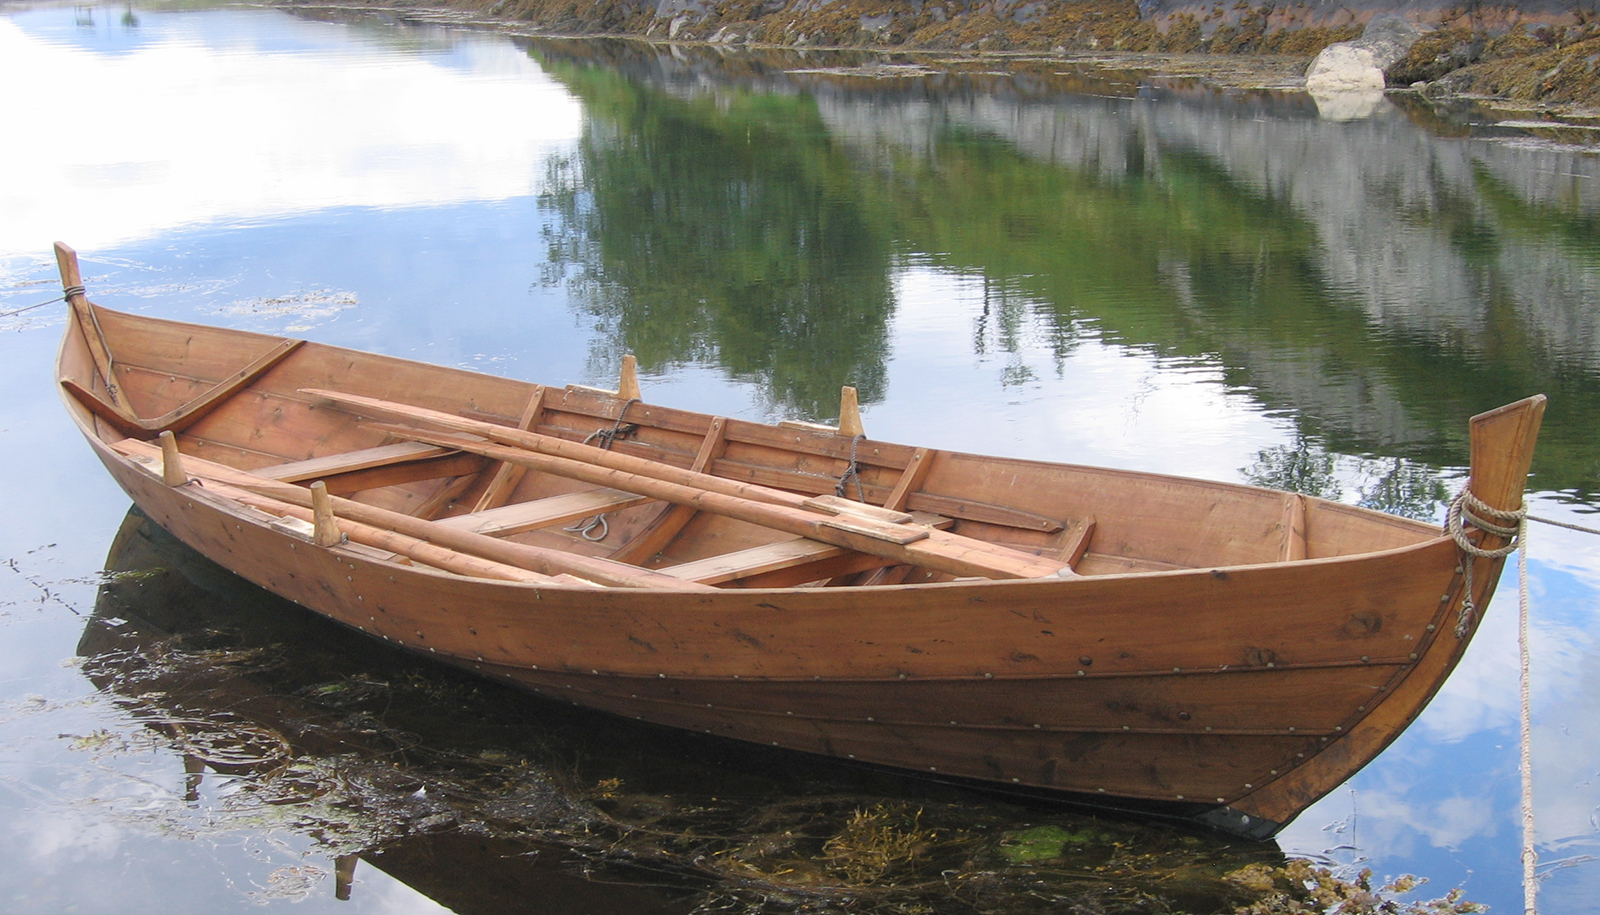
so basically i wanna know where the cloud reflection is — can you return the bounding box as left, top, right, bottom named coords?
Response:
left=0, top=11, right=580, bottom=258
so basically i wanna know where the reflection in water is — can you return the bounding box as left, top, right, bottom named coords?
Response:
left=530, top=39, right=1600, bottom=496
left=536, top=57, right=895, bottom=420
left=81, top=510, right=1309, bottom=913
left=1242, top=440, right=1449, bottom=521
left=0, top=7, right=581, bottom=257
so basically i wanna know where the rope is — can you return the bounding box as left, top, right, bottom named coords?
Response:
left=0, top=291, right=70, bottom=318
left=1518, top=521, right=1537, bottom=915
left=580, top=397, right=640, bottom=450
left=835, top=434, right=865, bottom=502
left=566, top=398, right=641, bottom=541
left=1445, top=487, right=1527, bottom=638
left=1527, top=514, right=1600, bottom=537
left=1445, top=492, right=1600, bottom=915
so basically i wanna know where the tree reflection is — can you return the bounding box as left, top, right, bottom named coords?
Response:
left=1357, top=456, right=1449, bottom=521
left=1243, top=439, right=1449, bottom=521
left=1242, top=438, right=1342, bottom=500
left=536, top=57, right=895, bottom=422
left=528, top=43, right=1600, bottom=494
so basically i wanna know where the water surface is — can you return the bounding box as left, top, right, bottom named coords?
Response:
left=3, top=4, right=1599, bottom=912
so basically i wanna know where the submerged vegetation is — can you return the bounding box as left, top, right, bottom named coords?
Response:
left=53, top=512, right=1487, bottom=913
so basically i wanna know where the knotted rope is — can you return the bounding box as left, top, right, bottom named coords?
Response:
left=566, top=398, right=641, bottom=541
left=835, top=434, right=866, bottom=502
left=1445, top=487, right=1527, bottom=639
left=581, top=397, right=640, bottom=450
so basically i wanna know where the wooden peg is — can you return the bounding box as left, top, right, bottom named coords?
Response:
left=310, top=481, right=342, bottom=547
left=837, top=386, right=863, bottom=438
left=618, top=354, right=641, bottom=401
left=158, top=430, right=187, bottom=487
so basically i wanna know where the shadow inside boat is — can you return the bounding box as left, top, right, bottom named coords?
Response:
left=77, top=508, right=1291, bottom=914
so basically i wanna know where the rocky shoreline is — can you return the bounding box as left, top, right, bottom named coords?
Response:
left=282, top=0, right=1600, bottom=123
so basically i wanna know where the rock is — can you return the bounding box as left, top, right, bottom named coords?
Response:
left=1307, top=44, right=1386, bottom=92
left=1305, top=14, right=1423, bottom=94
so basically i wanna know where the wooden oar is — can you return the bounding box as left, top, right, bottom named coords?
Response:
left=111, top=438, right=715, bottom=591
left=360, top=422, right=1071, bottom=581
left=303, top=388, right=819, bottom=511
left=204, top=479, right=568, bottom=584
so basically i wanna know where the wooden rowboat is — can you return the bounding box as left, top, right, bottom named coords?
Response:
left=53, top=242, right=1544, bottom=838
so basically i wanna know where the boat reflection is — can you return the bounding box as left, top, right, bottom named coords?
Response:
left=78, top=508, right=1292, bottom=914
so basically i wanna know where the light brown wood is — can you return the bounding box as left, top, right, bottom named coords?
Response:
left=56, top=297, right=1550, bottom=840
left=470, top=385, right=545, bottom=513
left=609, top=416, right=729, bottom=565
left=800, top=494, right=914, bottom=524
left=1056, top=514, right=1096, bottom=569
left=287, top=453, right=486, bottom=497
left=410, top=472, right=480, bottom=520
left=618, top=354, right=641, bottom=401
left=211, top=480, right=556, bottom=583
left=662, top=537, right=850, bottom=584
left=1279, top=495, right=1307, bottom=562
left=436, top=488, right=649, bottom=537
left=370, top=422, right=1068, bottom=580
left=902, top=491, right=1065, bottom=533
left=837, top=385, right=863, bottom=438
left=310, top=481, right=342, bottom=547
left=301, top=390, right=1067, bottom=578
left=884, top=447, right=935, bottom=511
left=55, top=243, right=134, bottom=419
left=111, top=437, right=715, bottom=591
left=260, top=441, right=454, bottom=482
left=158, top=431, right=187, bottom=487
left=59, top=379, right=145, bottom=437
left=132, top=339, right=304, bottom=434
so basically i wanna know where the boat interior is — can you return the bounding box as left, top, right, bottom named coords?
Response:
left=64, top=301, right=1445, bottom=591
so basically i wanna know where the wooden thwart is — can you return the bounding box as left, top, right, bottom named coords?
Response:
left=436, top=487, right=650, bottom=537
left=662, top=538, right=850, bottom=585
left=260, top=441, right=455, bottom=482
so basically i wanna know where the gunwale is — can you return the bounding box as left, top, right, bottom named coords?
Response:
left=54, top=244, right=1542, bottom=838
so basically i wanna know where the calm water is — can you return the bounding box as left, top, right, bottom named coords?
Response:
left=3, top=4, right=1600, bottom=912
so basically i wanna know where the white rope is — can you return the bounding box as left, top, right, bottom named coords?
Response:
left=1518, top=521, right=1537, bottom=915
left=1527, top=513, right=1600, bottom=537
left=1446, top=488, right=1526, bottom=638
left=1446, top=486, right=1542, bottom=911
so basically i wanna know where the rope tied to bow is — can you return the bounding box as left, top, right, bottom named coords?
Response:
left=0, top=286, right=81, bottom=320
left=567, top=398, right=641, bottom=541
left=1445, top=486, right=1527, bottom=638
left=835, top=434, right=865, bottom=502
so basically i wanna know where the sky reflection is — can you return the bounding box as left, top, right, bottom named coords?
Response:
left=0, top=8, right=580, bottom=258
